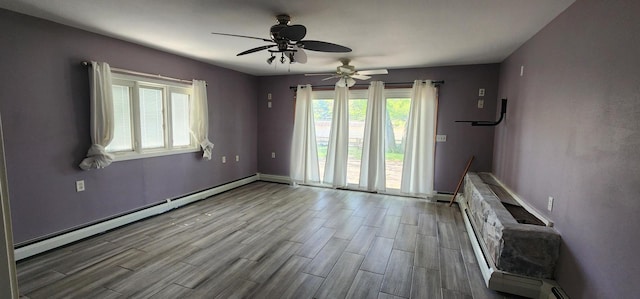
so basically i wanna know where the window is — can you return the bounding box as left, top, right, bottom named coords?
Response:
left=312, top=88, right=412, bottom=190
left=106, top=74, right=197, bottom=160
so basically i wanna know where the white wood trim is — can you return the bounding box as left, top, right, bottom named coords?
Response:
left=14, top=175, right=258, bottom=261
left=432, top=193, right=452, bottom=202
left=264, top=174, right=444, bottom=202
left=257, top=173, right=292, bottom=185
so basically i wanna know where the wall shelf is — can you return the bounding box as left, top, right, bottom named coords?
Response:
left=456, top=98, right=507, bottom=126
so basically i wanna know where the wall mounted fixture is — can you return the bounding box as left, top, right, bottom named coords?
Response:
left=456, top=98, right=507, bottom=126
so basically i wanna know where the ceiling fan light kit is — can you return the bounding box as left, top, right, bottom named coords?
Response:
left=306, top=59, right=389, bottom=87
left=212, top=14, right=351, bottom=65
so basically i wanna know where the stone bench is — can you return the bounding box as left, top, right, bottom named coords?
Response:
left=462, top=172, right=561, bottom=279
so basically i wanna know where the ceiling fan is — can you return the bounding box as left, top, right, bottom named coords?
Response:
left=306, top=59, right=389, bottom=87
left=212, top=14, right=351, bottom=64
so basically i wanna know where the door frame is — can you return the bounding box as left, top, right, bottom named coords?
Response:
left=0, top=114, right=19, bottom=298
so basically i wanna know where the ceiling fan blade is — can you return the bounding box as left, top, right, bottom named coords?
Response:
left=212, top=32, right=273, bottom=42
left=237, top=45, right=276, bottom=56
left=280, top=25, right=307, bottom=41
left=351, top=74, right=371, bottom=80
left=293, top=47, right=307, bottom=63
left=304, top=73, right=335, bottom=77
left=322, top=75, right=341, bottom=81
left=358, top=69, right=389, bottom=75
left=297, top=40, right=352, bottom=53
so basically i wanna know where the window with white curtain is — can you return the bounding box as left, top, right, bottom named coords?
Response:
left=105, top=73, right=198, bottom=160
left=311, top=88, right=413, bottom=190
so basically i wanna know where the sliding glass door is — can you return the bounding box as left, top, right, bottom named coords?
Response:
left=310, top=88, right=418, bottom=192
left=384, top=90, right=412, bottom=190
left=346, top=96, right=367, bottom=186
left=312, top=98, right=333, bottom=180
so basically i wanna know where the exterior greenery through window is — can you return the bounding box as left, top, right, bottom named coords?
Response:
left=106, top=73, right=198, bottom=160
left=312, top=89, right=412, bottom=190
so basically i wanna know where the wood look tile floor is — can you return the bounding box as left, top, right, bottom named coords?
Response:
left=16, top=182, right=518, bottom=299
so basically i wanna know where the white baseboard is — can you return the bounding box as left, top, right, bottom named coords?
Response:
left=432, top=193, right=453, bottom=203
left=14, top=174, right=258, bottom=261
left=257, top=173, right=292, bottom=185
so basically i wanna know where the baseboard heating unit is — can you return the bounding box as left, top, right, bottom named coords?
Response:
left=14, top=175, right=259, bottom=260
left=457, top=172, right=569, bottom=299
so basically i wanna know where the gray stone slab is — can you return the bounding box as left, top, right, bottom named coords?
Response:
left=463, top=172, right=561, bottom=279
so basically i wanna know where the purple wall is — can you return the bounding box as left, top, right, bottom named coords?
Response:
left=0, top=9, right=257, bottom=244
left=495, top=0, right=640, bottom=297
left=257, top=64, right=500, bottom=192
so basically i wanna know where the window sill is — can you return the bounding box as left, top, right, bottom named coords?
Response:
left=110, top=147, right=200, bottom=162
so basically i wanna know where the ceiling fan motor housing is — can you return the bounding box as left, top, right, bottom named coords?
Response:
left=270, top=14, right=292, bottom=51
left=337, top=64, right=356, bottom=76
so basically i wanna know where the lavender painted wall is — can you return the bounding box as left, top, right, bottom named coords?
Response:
left=257, top=64, right=500, bottom=192
left=494, top=0, right=640, bottom=297
left=0, top=9, right=257, bottom=244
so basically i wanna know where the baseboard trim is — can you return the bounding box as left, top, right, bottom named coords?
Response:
left=433, top=193, right=453, bottom=203
left=257, top=173, right=292, bottom=185
left=14, top=174, right=258, bottom=261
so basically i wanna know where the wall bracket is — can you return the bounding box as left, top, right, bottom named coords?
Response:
left=456, top=98, right=507, bottom=126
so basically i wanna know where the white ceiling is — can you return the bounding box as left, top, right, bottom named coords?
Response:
left=0, top=0, right=574, bottom=76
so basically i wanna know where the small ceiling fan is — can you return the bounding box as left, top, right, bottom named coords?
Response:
left=306, top=59, right=389, bottom=87
left=212, top=14, right=351, bottom=64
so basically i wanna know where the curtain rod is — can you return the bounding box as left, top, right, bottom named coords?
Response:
left=81, top=61, right=194, bottom=85
left=289, top=80, right=444, bottom=91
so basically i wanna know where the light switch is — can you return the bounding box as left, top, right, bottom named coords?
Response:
left=222, top=156, right=226, bottom=163
left=478, top=99, right=484, bottom=109
left=271, top=152, right=276, bottom=158
left=268, top=102, right=272, bottom=108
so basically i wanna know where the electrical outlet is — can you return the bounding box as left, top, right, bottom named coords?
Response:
left=236, top=155, right=239, bottom=162
left=436, top=135, right=447, bottom=142
left=222, top=156, right=226, bottom=163
left=479, top=88, right=485, bottom=96
left=271, top=152, right=276, bottom=159
left=478, top=99, right=484, bottom=109
left=548, top=196, right=554, bottom=211
left=76, top=180, right=85, bottom=192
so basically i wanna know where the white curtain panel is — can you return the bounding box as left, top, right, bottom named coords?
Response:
left=191, top=79, right=214, bottom=160
left=401, top=80, right=438, bottom=196
left=289, top=85, right=320, bottom=184
left=359, top=81, right=386, bottom=191
left=79, top=61, right=115, bottom=170
left=323, top=86, right=349, bottom=187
